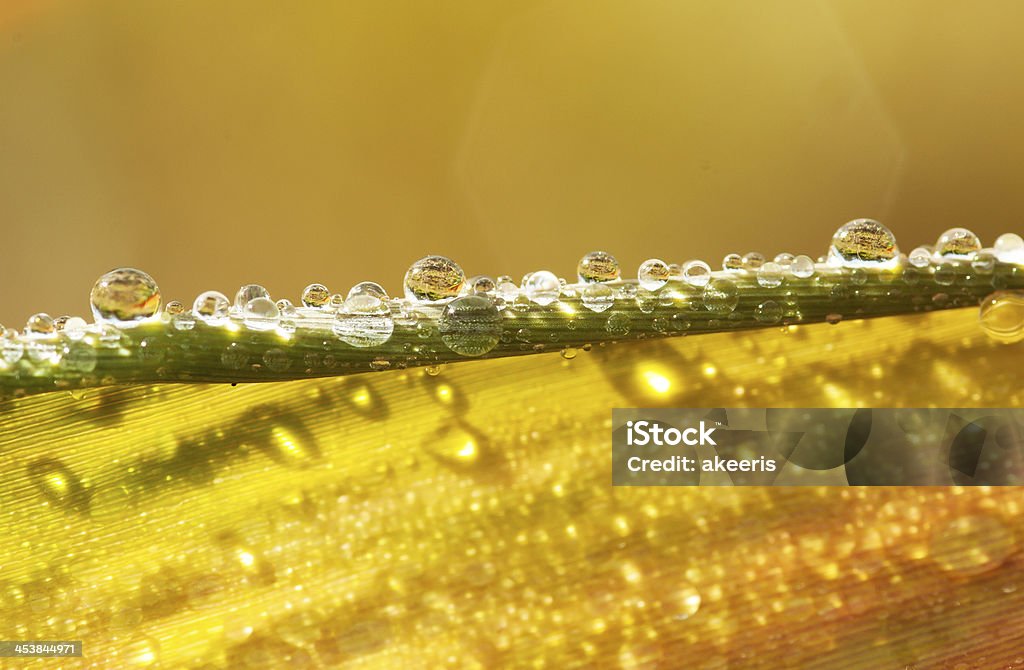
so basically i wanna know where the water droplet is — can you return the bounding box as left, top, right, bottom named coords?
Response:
left=581, top=283, right=615, bottom=312
left=163, top=301, right=184, bottom=316
left=638, top=259, right=670, bottom=291
left=755, top=300, right=783, bottom=324
left=635, top=289, right=658, bottom=313
left=347, top=281, right=388, bottom=301
left=301, top=283, right=330, bottom=308
left=235, top=284, right=270, bottom=310
left=578, top=251, right=621, bottom=283
left=62, top=317, right=88, bottom=341
left=26, top=313, right=55, bottom=336
left=994, top=233, right=1024, bottom=263
left=703, top=278, right=738, bottom=314
left=425, top=364, right=443, bottom=376
left=826, top=313, right=843, bottom=325
left=523, top=270, right=560, bottom=306
left=1, top=333, right=24, bottom=364
left=722, top=253, right=743, bottom=271
left=275, top=298, right=295, bottom=313
left=756, top=262, right=784, bottom=288
left=469, top=275, right=496, bottom=294
left=979, top=291, right=1024, bottom=344
left=790, top=255, right=815, bottom=278
left=438, top=295, right=501, bottom=357
left=27, top=458, right=89, bottom=513
left=605, top=312, right=631, bottom=335
left=742, top=252, right=765, bottom=270
left=971, top=252, right=996, bottom=274
left=935, top=227, right=982, bottom=258
left=369, top=357, right=391, bottom=371
left=404, top=255, right=465, bottom=302
left=682, top=260, right=711, bottom=287
left=934, top=263, right=956, bottom=286
left=773, top=252, right=795, bottom=268
left=665, top=584, right=702, bottom=621
left=26, top=339, right=60, bottom=364
left=243, top=297, right=280, bottom=331
left=333, top=294, right=394, bottom=348
left=561, top=347, right=578, bottom=360
left=828, top=219, right=899, bottom=267
left=263, top=348, right=291, bottom=372
left=172, top=312, right=196, bottom=331
left=908, top=246, right=932, bottom=268
left=222, top=343, right=248, bottom=369
left=90, top=268, right=161, bottom=325
left=193, top=291, right=230, bottom=325
left=64, top=342, right=97, bottom=372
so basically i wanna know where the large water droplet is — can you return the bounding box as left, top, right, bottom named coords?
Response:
left=828, top=219, right=899, bottom=267
left=404, top=255, right=465, bottom=302
left=681, top=260, right=711, bottom=287
left=935, top=227, right=982, bottom=258
left=581, top=283, right=615, bottom=312
left=578, top=251, right=621, bottom=283
left=703, top=278, right=739, bottom=314
left=438, top=295, right=502, bottom=357
left=235, top=284, right=270, bottom=310
left=193, top=291, right=230, bottom=325
left=524, top=270, right=560, bottom=306
left=979, top=291, right=1024, bottom=344
left=90, top=268, right=161, bottom=325
left=638, top=259, right=670, bottom=291
left=333, top=293, right=394, bottom=347
left=301, top=283, right=330, bottom=308
left=243, top=297, right=280, bottom=331
left=790, top=255, right=815, bottom=278
left=994, top=233, right=1024, bottom=263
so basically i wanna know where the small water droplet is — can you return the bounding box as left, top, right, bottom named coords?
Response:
left=828, top=219, right=899, bottom=267
left=301, top=283, right=330, bottom=308
left=994, top=233, right=1024, bottom=263
left=275, top=298, right=295, bottom=313
left=90, top=268, right=161, bottom=325
left=935, top=227, right=982, bottom=258
left=635, top=289, right=658, bottom=313
left=64, top=342, right=97, bottom=372
left=163, top=301, right=184, bottom=316
left=1, top=333, right=24, bottom=364
left=578, top=251, right=621, bottom=283
left=934, top=263, right=956, bottom=286
left=404, top=255, right=465, bottom=302
left=790, top=255, right=815, bottom=278
left=438, top=295, right=502, bottom=357
left=222, top=343, right=248, bottom=369
left=172, top=312, right=196, bottom=331
left=722, top=253, right=743, bottom=271
left=741, top=252, right=765, bottom=270
left=333, top=293, right=394, bottom=347
left=469, top=275, right=496, bottom=294
left=605, top=312, right=631, bottom=335
left=27, top=458, right=89, bottom=513
left=971, top=251, right=996, bottom=274
left=638, top=259, right=670, bottom=291
left=425, top=364, right=444, bottom=376
left=826, top=313, right=843, bottom=325
left=908, top=246, right=932, bottom=268
left=193, top=291, right=230, bottom=325
left=263, top=348, right=291, bottom=372
left=524, top=270, right=560, bottom=306
left=755, top=300, right=783, bottom=324
left=682, top=260, right=711, bottom=287
left=756, top=262, right=784, bottom=288
left=26, top=313, right=55, bottom=336
left=347, top=281, right=388, bottom=301
left=666, top=584, right=702, bottom=621
left=243, top=297, right=280, bottom=331
left=561, top=346, right=578, bottom=359
left=581, top=283, right=615, bottom=312
left=773, top=252, right=795, bottom=268
left=62, top=316, right=88, bottom=341
left=235, top=284, right=271, bottom=310
left=979, top=291, right=1024, bottom=344
left=369, top=357, right=391, bottom=371
left=703, top=278, right=738, bottom=314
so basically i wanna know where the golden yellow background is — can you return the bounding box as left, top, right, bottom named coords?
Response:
left=1, top=1, right=1022, bottom=323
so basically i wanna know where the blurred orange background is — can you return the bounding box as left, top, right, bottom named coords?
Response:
left=1, top=1, right=1023, bottom=325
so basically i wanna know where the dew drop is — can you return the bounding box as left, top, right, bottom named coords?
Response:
left=605, top=312, right=631, bottom=335
left=404, top=255, right=465, bottom=302
left=62, top=316, right=88, bottom=341
left=369, top=357, right=391, bottom=371
left=333, top=294, right=394, bottom=348
left=243, top=297, right=280, bottom=331
left=275, top=298, right=295, bottom=313
left=742, top=252, right=765, bottom=270
left=172, top=312, right=196, bottom=331
left=347, top=281, right=388, bottom=301
left=163, top=301, right=184, bottom=316
left=756, top=262, right=784, bottom=288
left=90, top=268, right=161, bottom=325
left=635, top=289, right=658, bottom=314
left=722, top=253, right=743, bottom=271
left=301, top=283, right=330, bottom=308
left=235, top=284, right=271, bottom=310
left=935, top=227, right=982, bottom=258
left=828, top=219, right=899, bottom=267
left=979, top=291, right=1024, bottom=344
left=666, top=584, right=702, bottom=621
left=682, top=260, right=711, bottom=287
left=638, top=259, right=670, bottom=291
left=221, top=343, right=249, bottom=370
left=524, top=270, right=560, bottom=306
left=908, top=246, right=932, bottom=268
left=438, top=295, right=502, bottom=357
left=263, top=348, right=291, bottom=372
left=1, top=333, right=24, bottom=364
left=561, top=346, right=578, bottom=360
left=774, top=252, right=795, bottom=268
left=27, top=458, right=89, bottom=514
left=790, top=255, right=815, bottom=278
left=193, top=291, right=230, bottom=325
left=26, top=339, right=60, bottom=364
left=64, top=342, right=98, bottom=373
left=755, top=300, right=783, bottom=324
left=578, top=251, right=621, bottom=283
left=26, top=313, right=55, bottom=336
left=703, top=278, right=739, bottom=314
left=994, top=233, right=1024, bottom=263
left=469, top=275, right=496, bottom=294
left=971, top=252, right=996, bottom=274
left=826, top=313, right=843, bottom=325
left=581, top=283, right=615, bottom=313
left=934, top=263, right=956, bottom=286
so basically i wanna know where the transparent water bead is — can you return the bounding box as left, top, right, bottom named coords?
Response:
left=979, top=291, right=1024, bottom=344
left=722, top=253, right=743, bottom=271
left=742, top=252, right=765, bottom=270
left=1, top=333, right=24, bottom=364
left=790, top=255, right=815, bottom=278
left=64, top=343, right=97, bottom=373
left=164, top=301, right=184, bottom=316
left=404, top=255, right=465, bottom=302
left=26, top=313, right=55, bottom=336
left=348, top=281, right=388, bottom=301
left=638, top=259, right=670, bottom=291
left=774, top=253, right=795, bottom=268
left=333, top=293, right=394, bottom=348
left=524, top=270, right=560, bottom=306
left=62, top=316, right=88, bottom=341
left=577, top=251, right=621, bottom=283
left=235, top=284, right=271, bottom=311
left=243, top=297, right=280, bottom=331
left=935, top=227, right=982, bottom=258
left=756, top=262, right=784, bottom=288
left=682, top=260, right=711, bottom=287
left=193, top=291, right=230, bottom=325
left=438, top=295, right=502, bottom=357
left=581, top=283, right=614, bottom=312
left=828, top=219, right=899, bottom=267
left=703, top=278, right=739, bottom=314
left=90, top=268, right=161, bottom=325
left=301, top=283, right=330, bottom=308
left=468, top=276, right=496, bottom=294
left=994, top=233, right=1024, bottom=263
left=908, top=246, right=933, bottom=268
